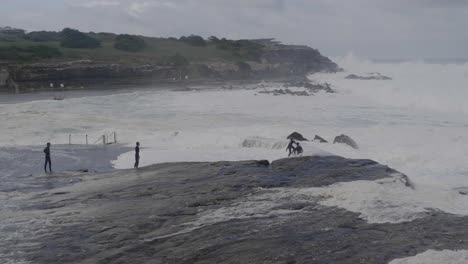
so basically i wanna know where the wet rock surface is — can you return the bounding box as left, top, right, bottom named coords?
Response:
left=2, top=156, right=468, bottom=264
left=0, top=144, right=131, bottom=193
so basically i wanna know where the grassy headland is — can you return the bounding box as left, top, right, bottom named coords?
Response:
left=0, top=28, right=262, bottom=64
left=0, top=27, right=339, bottom=93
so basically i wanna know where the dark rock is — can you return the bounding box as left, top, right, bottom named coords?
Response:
left=3, top=156, right=468, bottom=264
left=256, top=160, right=270, bottom=167
left=333, top=134, right=359, bottom=149
left=455, top=187, right=468, bottom=195
left=313, top=135, right=328, bottom=143
left=345, top=73, right=392, bottom=80
left=258, top=88, right=311, bottom=96
left=287, top=132, right=308, bottom=141
left=283, top=81, right=335, bottom=94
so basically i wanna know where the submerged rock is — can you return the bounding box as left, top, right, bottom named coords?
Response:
left=333, top=134, right=359, bottom=149
left=287, top=132, right=308, bottom=141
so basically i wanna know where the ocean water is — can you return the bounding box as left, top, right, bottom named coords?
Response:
left=1, top=55, right=468, bottom=225
left=3, top=55, right=468, bottom=262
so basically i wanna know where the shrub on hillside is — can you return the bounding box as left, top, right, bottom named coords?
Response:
left=208, top=36, right=220, bottom=42
left=179, top=35, right=206, bottom=47
left=114, top=34, right=146, bottom=52
left=26, top=31, right=61, bottom=42
left=0, top=33, right=18, bottom=42
left=0, top=45, right=62, bottom=61
left=165, top=53, right=189, bottom=67
left=60, top=28, right=101, bottom=49
left=214, top=39, right=264, bottom=61
left=95, top=32, right=117, bottom=42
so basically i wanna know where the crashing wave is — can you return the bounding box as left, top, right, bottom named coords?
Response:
left=241, top=137, right=287, bottom=150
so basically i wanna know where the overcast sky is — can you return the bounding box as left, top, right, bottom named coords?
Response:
left=1, top=0, right=467, bottom=59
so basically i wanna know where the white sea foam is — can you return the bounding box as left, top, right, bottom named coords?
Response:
left=190, top=174, right=468, bottom=225
left=389, top=250, right=468, bottom=264
left=307, top=177, right=468, bottom=223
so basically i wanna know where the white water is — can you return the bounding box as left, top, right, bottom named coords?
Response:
left=390, top=250, right=468, bottom=264
left=1, top=55, right=468, bottom=225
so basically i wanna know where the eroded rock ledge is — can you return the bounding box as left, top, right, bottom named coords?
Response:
left=2, top=156, right=468, bottom=264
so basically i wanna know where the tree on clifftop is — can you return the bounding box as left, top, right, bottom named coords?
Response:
left=179, top=35, right=206, bottom=47
left=114, top=34, right=146, bottom=52
left=26, top=31, right=61, bottom=42
left=60, top=28, right=101, bottom=49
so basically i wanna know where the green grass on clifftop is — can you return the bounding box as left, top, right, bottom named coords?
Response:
left=0, top=30, right=255, bottom=64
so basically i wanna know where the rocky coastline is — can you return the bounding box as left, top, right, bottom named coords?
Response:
left=0, top=41, right=339, bottom=94
left=3, top=155, right=468, bottom=264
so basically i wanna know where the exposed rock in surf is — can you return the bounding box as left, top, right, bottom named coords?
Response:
left=287, top=132, right=308, bottom=141
left=258, top=88, right=311, bottom=96
left=314, top=135, right=328, bottom=143
left=257, top=81, right=335, bottom=96
left=284, top=81, right=335, bottom=93
left=333, top=134, right=359, bottom=149
left=345, top=73, right=392, bottom=80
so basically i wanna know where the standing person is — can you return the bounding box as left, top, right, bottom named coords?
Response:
left=134, top=142, right=140, bottom=168
left=286, top=139, right=296, bottom=157
left=44, top=142, right=52, bottom=173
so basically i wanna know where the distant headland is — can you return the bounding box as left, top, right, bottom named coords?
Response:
left=0, top=27, right=340, bottom=93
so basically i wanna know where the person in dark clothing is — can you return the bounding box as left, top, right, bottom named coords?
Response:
left=44, top=142, right=52, bottom=173
left=134, top=142, right=140, bottom=168
left=286, top=139, right=296, bottom=157
left=295, top=142, right=303, bottom=156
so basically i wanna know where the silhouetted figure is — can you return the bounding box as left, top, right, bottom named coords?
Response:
left=44, top=142, right=52, bottom=173
left=286, top=139, right=296, bottom=157
left=295, top=142, right=303, bottom=156
left=134, top=142, right=140, bottom=168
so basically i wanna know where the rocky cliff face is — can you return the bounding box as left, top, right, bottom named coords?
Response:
left=0, top=61, right=180, bottom=93
left=259, top=42, right=339, bottom=75
left=0, top=42, right=339, bottom=93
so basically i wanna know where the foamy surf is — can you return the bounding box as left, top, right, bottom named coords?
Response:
left=1, top=55, right=468, bottom=226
